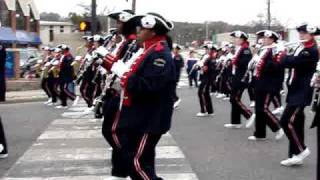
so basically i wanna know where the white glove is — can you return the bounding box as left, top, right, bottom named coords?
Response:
left=111, top=61, right=129, bottom=77
left=311, top=73, right=320, bottom=87
left=0, top=144, right=3, bottom=153
left=95, top=58, right=103, bottom=65
left=85, top=54, right=93, bottom=62
left=96, top=46, right=109, bottom=57
left=276, top=42, right=286, bottom=53
left=316, top=61, right=320, bottom=72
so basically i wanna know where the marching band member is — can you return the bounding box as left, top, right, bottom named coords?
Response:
left=186, top=49, right=199, bottom=88
left=196, top=43, right=216, bottom=117
left=47, top=48, right=62, bottom=106
left=41, top=47, right=54, bottom=105
left=71, top=56, right=82, bottom=78
left=55, top=44, right=76, bottom=109
left=95, top=9, right=137, bottom=178
left=172, top=44, right=184, bottom=108
left=279, top=24, right=320, bottom=166
left=108, top=12, right=175, bottom=180
left=248, top=30, right=284, bottom=140
left=77, top=36, right=95, bottom=109
left=247, top=42, right=263, bottom=108
left=224, top=31, right=255, bottom=129
left=311, top=61, right=320, bottom=179
left=216, top=46, right=232, bottom=101
left=97, top=9, right=137, bottom=71
left=0, top=116, right=8, bottom=159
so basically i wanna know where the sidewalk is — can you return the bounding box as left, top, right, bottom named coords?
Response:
left=3, top=90, right=47, bottom=104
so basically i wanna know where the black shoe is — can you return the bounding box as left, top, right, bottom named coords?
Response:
left=111, top=169, right=129, bottom=178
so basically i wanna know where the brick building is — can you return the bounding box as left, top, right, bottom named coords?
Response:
left=0, top=0, right=41, bottom=46
left=0, top=0, right=41, bottom=79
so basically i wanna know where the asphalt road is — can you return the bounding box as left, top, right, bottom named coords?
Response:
left=0, top=102, right=64, bottom=177
left=171, top=87, right=317, bottom=180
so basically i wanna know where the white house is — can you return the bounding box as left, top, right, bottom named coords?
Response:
left=40, top=21, right=74, bottom=45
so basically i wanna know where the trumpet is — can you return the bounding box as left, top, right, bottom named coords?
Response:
left=261, top=40, right=308, bottom=50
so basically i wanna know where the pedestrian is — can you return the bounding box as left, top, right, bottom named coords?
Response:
left=186, top=50, right=199, bottom=88
left=279, top=24, right=320, bottom=166
left=224, top=31, right=255, bottom=129
left=110, top=12, right=176, bottom=180
left=172, top=43, right=184, bottom=108
left=0, top=116, right=8, bottom=158
left=196, top=43, right=216, bottom=117
left=247, top=30, right=284, bottom=140
left=0, top=43, right=6, bottom=102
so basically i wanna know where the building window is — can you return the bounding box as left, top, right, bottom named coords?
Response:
left=49, top=29, right=54, bottom=42
left=16, top=1, right=25, bottom=30
left=0, top=0, right=10, bottom=27
left=60, top=25, right=64, bottom=33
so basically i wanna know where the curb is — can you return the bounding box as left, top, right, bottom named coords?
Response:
left=0, top=97, right=48, bottom=104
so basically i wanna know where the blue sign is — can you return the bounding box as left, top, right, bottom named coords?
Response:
left=5, top=51, right=15, bottom=78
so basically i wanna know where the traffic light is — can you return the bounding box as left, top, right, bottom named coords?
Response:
left=79, top=21, right=91, bottom=32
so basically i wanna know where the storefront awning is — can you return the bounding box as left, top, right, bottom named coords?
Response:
left=29, top=32, right=42, bottom=45
left=0, top=27, right=18, bottom=43
left=15, top=30, right=32, bottom=44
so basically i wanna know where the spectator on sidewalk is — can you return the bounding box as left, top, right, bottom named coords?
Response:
left=0, top=44, right=6, bottom=102
left=0, top=116, right=8, bottom=159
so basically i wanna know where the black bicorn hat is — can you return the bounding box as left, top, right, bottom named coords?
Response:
left=203, top=43, right=218, bottom=51
left=57, top=44, right=70, bottom=51
left=256, top=30, right=280, bottom=41
left=230, top=30, right=249, bottom=40
left=82, top=36, right=93, bottom=42
left=93, top=34, right=104, bottom=44
left=108, top=9, right=135, bottom=22
left=296, top=23, right=320, bottom=35
left=126, top=12, right=174, bottom=35
left=173, top=43, right=182, bottom=50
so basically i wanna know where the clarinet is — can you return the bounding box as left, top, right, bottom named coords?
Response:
left=216, top=58, right=230, bottom=83
left=93, top=40, right=138, bottom=116
left=241, top=61, right=255, bottom=83
left=108, top=40, right=138, bottom=88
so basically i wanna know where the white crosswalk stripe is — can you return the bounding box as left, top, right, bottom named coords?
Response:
left=178, top=72, right=190, bottom=88
left=3, top=101, right=199, bottom=180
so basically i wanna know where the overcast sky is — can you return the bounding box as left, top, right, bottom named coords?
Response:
left=34, top=0, right=320, bottom=27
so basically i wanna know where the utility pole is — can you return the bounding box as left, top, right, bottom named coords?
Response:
left=267, top=0, right=271, bottom=30
left=91, top=0, right=97, bottom=35
left=132, top=0, right=136, bottom=13
left=205, top=21, right=209, bottom=40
